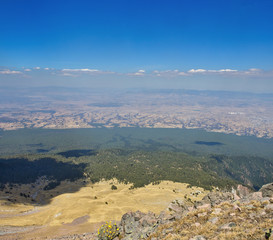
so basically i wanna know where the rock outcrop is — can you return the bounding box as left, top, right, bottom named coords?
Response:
left=117, top=182, right=273, bottom=240
left=120, top=211, right=158, bottom=240
left=259, top=182, right=273, bottom=197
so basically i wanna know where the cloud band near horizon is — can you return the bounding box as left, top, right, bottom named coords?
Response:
left=0, top=67, right=272, bottom=78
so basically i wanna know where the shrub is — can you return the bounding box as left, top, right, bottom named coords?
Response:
left=98, top=221, right=120, bottom=240
left=111, top=185, right=117, bottom=190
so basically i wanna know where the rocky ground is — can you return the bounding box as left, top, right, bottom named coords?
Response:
left=1, top=183, right=272, bottom=240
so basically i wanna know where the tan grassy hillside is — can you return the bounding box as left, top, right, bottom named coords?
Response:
left=0, top=179, right=207, bottom=239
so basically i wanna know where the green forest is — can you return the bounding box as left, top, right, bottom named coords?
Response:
left=0, top=128, right=272, bottom=198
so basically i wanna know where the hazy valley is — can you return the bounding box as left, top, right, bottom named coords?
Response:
left=1, top=88, right=273, bottom=138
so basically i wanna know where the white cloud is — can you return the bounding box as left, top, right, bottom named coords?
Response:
left=218, top=69, right=238, bottom=72
left=250, top=68, right=260, bottom=71
left=152, top=68, right=260, bottom=78
left=129, top=72, right=144, bottom=76
left=153, top=70, right=188, bottom=76
left=0, top=70, right=22, bottom=74
left=178, top=72, right=188, bottom=76
left=59, top=68, right=116, bottom=76
left=61, top=72, right=77, bottom=77
left=243, top=68, right=263, bottom=75
left=187, top=68, right=238, bottom=74
left=128, top=69, right=146, bottom=76
left=62, top=68, right=99, bottom=72
left=188, top=69, right=207, bottom=73
left=248, top=68, right=261, bottom=72
left=1, top=66, right=271, bottom=79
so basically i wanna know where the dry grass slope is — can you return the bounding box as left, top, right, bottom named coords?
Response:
left=0, top=180, right=207, bottom=239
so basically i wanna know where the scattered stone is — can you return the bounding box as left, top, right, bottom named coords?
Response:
left=233, top=204, right=241, bottom=212
left=220, top=222, right=237, bottom=230
left=201, top=192, right=234, bottom=207
left=208, top=217, right=219, bottom=224
left=197, top=212, right=207, bottom=217
left=194, top=222, right=201, bottom=227
left=247, top=192, right=263, bottom=200
left=233, top=193, right=240, bottom=200
left=261, top=211, right=266, bottom=215
left=245, top=204, right=255, bottom=210
left=120, top=211, right=158, bottom=239
left=212, top=208, right=222, bottom=215
left=162, top=227, right=173, bottom=235
left=188, top=206, right=195, bottom=211
left=167, top=199, right=189, bottom=214
left=165, top=199, right=190, bottom=220
left=265, top=204, right=273, bottom=210
left=197, top=203, right=211, bottom=210
left=237, top=185, right=251, bottom=198
left=189, top=235, right=207, bottom=240
left=231, top=187, right=240, bottom=200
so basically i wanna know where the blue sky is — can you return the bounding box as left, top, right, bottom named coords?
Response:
left=0, top=0, right=273, bottom=92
